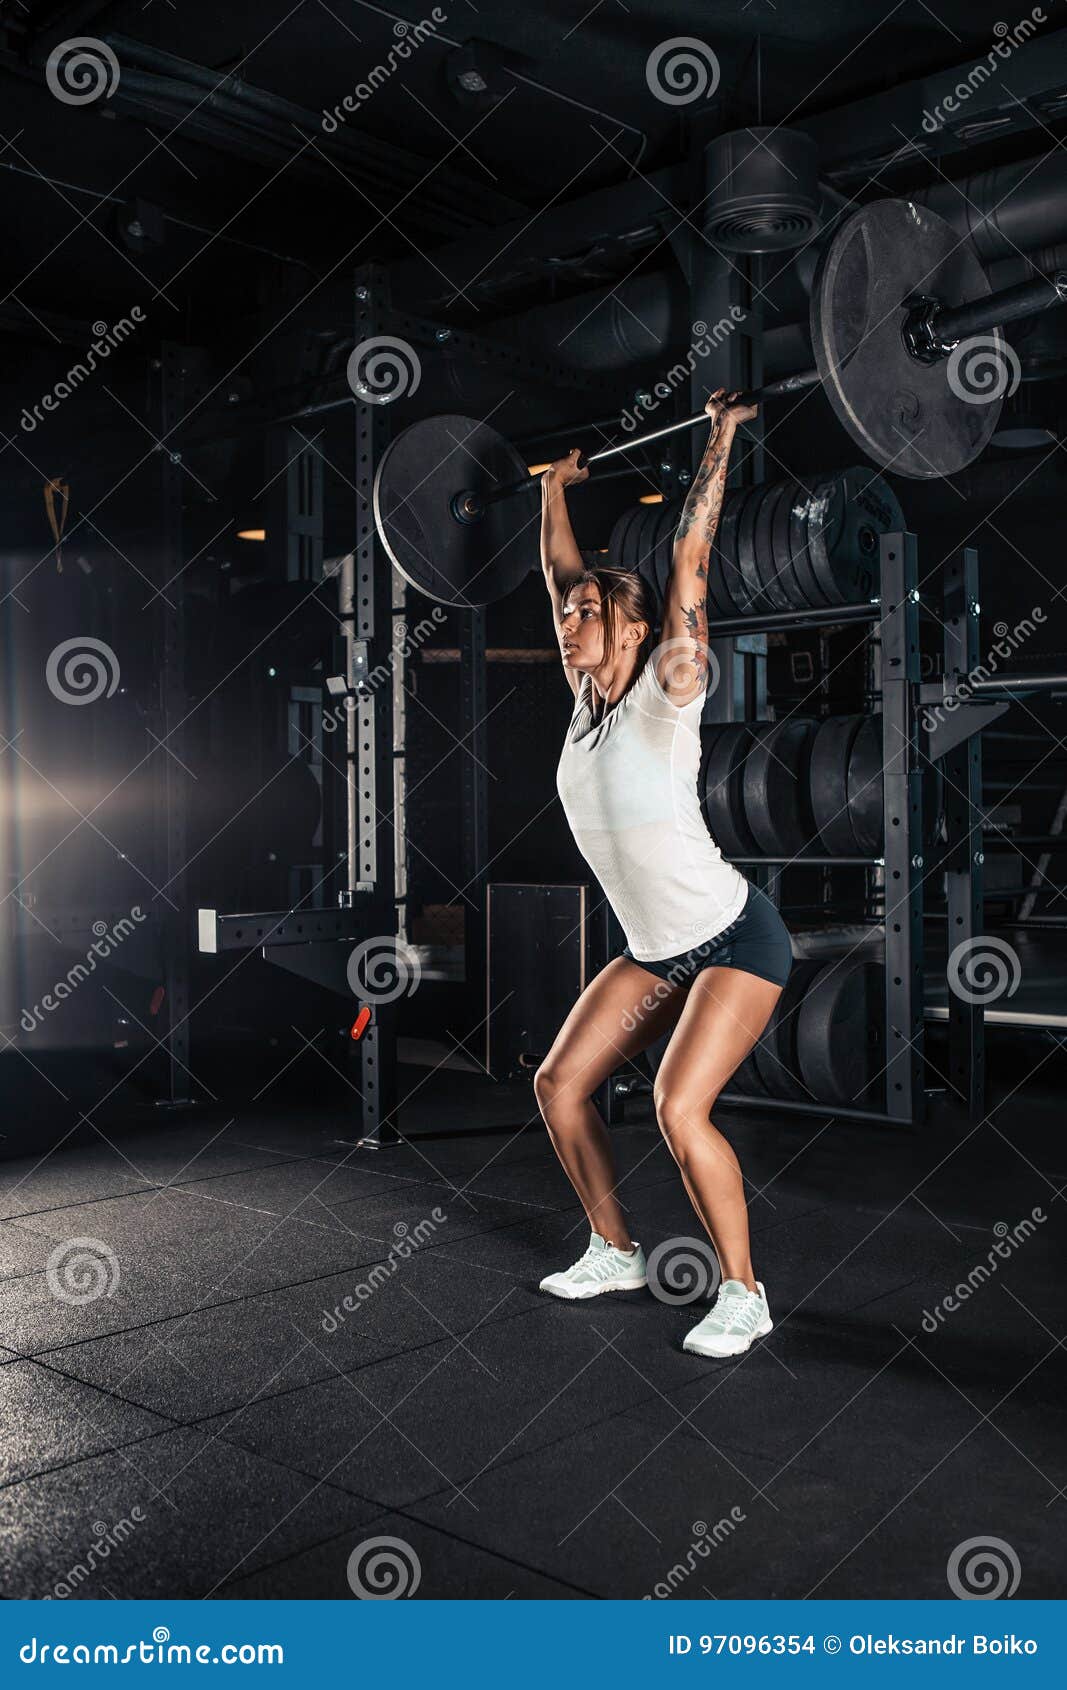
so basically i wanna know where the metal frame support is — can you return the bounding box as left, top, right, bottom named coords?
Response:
left=348, top=263, right=399, bottom=1146
left=942, top=548, right=985, bottom=1119
left=880, top=532, right=925, bottom=1125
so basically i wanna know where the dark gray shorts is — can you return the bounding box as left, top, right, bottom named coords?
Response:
left=622, top=884, right=792, bottom=989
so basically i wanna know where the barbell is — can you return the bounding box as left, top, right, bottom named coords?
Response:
left=372, top=197, right=1067, bottom=608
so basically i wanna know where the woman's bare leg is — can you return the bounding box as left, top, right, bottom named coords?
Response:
left=652, top=967, right=783, bottom=1290
left=534, top=957, right=687, bottom=1249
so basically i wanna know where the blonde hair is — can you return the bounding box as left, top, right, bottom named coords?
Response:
left=567, top=564, right=657, bottom=673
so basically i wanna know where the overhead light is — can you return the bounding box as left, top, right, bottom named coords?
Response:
left=639, top=493, right=665, bottom=504
left=237, top=528, right=266, bottom=541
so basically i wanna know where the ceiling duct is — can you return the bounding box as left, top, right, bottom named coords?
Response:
left=704, top=128, right=821, bottom=254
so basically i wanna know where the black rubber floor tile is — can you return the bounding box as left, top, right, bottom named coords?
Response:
left=107, top=1128, right=305, bottom=1187
left=326, top=1182, right=537, bottom=1249
left=0, top=1426, right=378, bottom=1599
left=807, top=1422, right=1064, bottom=1599
left=0, top=1359, right=167, bottom=1488
left=219, top=1511, right=584, bottom=1599
left=0, top=1250, right=234, bottom=1356
left=169, top=1161, right=423, bottom=1222
left=202, top=1301, right=671, bottom=1510
left=0, top=1151, right=152, bottom=1221
left=45, top=1252, right=540, bottom=1422
left=752, top=1204, right=982, bottom=1318
left=14, top=1187, right=390, bottom=1302
left=403, top=1412, right=867, bottom=1599
left=1, top=1221, right=54, bottom=1282
left=432, top=1210, right=603, bottom=1282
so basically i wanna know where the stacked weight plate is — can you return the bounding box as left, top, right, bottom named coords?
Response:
left=700, top=714, right=943, bottom=861
left=729, top=956, right=886, bottom=1107
left=609, top=466, right=903, bottom=616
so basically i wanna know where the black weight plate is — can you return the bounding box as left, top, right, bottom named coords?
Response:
left=652, top=502, right=676, bottom=608
left=753, top=959, right=821, bottom=1100
left=805, top=473, right=850, bottom=606
left=770, top=477, right=814, bottom=610
left=753, top=480, right=794, bottom=612
left=810, top=197, right=1003, bottom=481
left=735, top=484, right=768, bottom=614
left=709, top=490, right=744, bottom=619
left=698, top=722, right=761, bottom=859
left=827, top=468, right=904, bottom=603
left=632, top=503, right=663, bottom=605
left=728, top=1052, right=770, bottom=1098
left=373, top=414, right=533, bottom=606
left=741, top=718, right=818, bottom=857
left=609, top=502, right=643, bottom=575
left=788, top=478, right=833, bottom=609
left=797, top=956, right=885, bottom=1105
left=847, top=714, right=884, bottom=855
left=809, top=714, right=865, bottom=854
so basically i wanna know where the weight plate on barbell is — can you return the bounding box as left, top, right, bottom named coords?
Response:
left=698, top=722, right=761, bottom=860
left=742, top=717, right=819, bottom=857
left=797, top=955, right=885, bottom=1105
left=810, top=714, right=866, bottom=855
left=753, top=480, right=796, bottom=612
left=373, top=414, right=534, bottom=606
left=810, top=198, right=1005, bottom=481
left=753, top=959, right=822, bottom=1101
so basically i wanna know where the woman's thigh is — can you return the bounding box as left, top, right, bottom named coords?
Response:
left=654, top=966, right=783, bottom=1118
left=537, top=956, right=690, bottom=1102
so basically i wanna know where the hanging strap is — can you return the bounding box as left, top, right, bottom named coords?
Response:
left=44, top=477, right=70, bottom=573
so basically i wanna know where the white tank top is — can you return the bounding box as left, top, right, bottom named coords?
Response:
left=556, top=658, right=748, bottom=962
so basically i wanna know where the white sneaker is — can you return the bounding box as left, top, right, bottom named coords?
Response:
left=539, top=1233, right=647, bottom=1300
left=682, top=1278, right=772, bottom=1357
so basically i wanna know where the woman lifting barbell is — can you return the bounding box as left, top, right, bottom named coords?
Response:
left=534, top=389, right=793, bottom=1358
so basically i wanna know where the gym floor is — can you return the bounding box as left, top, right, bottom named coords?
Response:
left=1, top=1060, right=1062, bottom=1600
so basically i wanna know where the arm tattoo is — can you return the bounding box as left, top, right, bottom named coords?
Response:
left=675, top=427, right=732, bottom=549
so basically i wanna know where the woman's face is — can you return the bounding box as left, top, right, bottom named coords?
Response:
left=559, top=584, right=607, bottom=671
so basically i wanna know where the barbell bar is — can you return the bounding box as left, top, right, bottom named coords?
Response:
left=372, top=199, right=1067, bottom=607
left=456, top=266, right=1067, bottom=520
